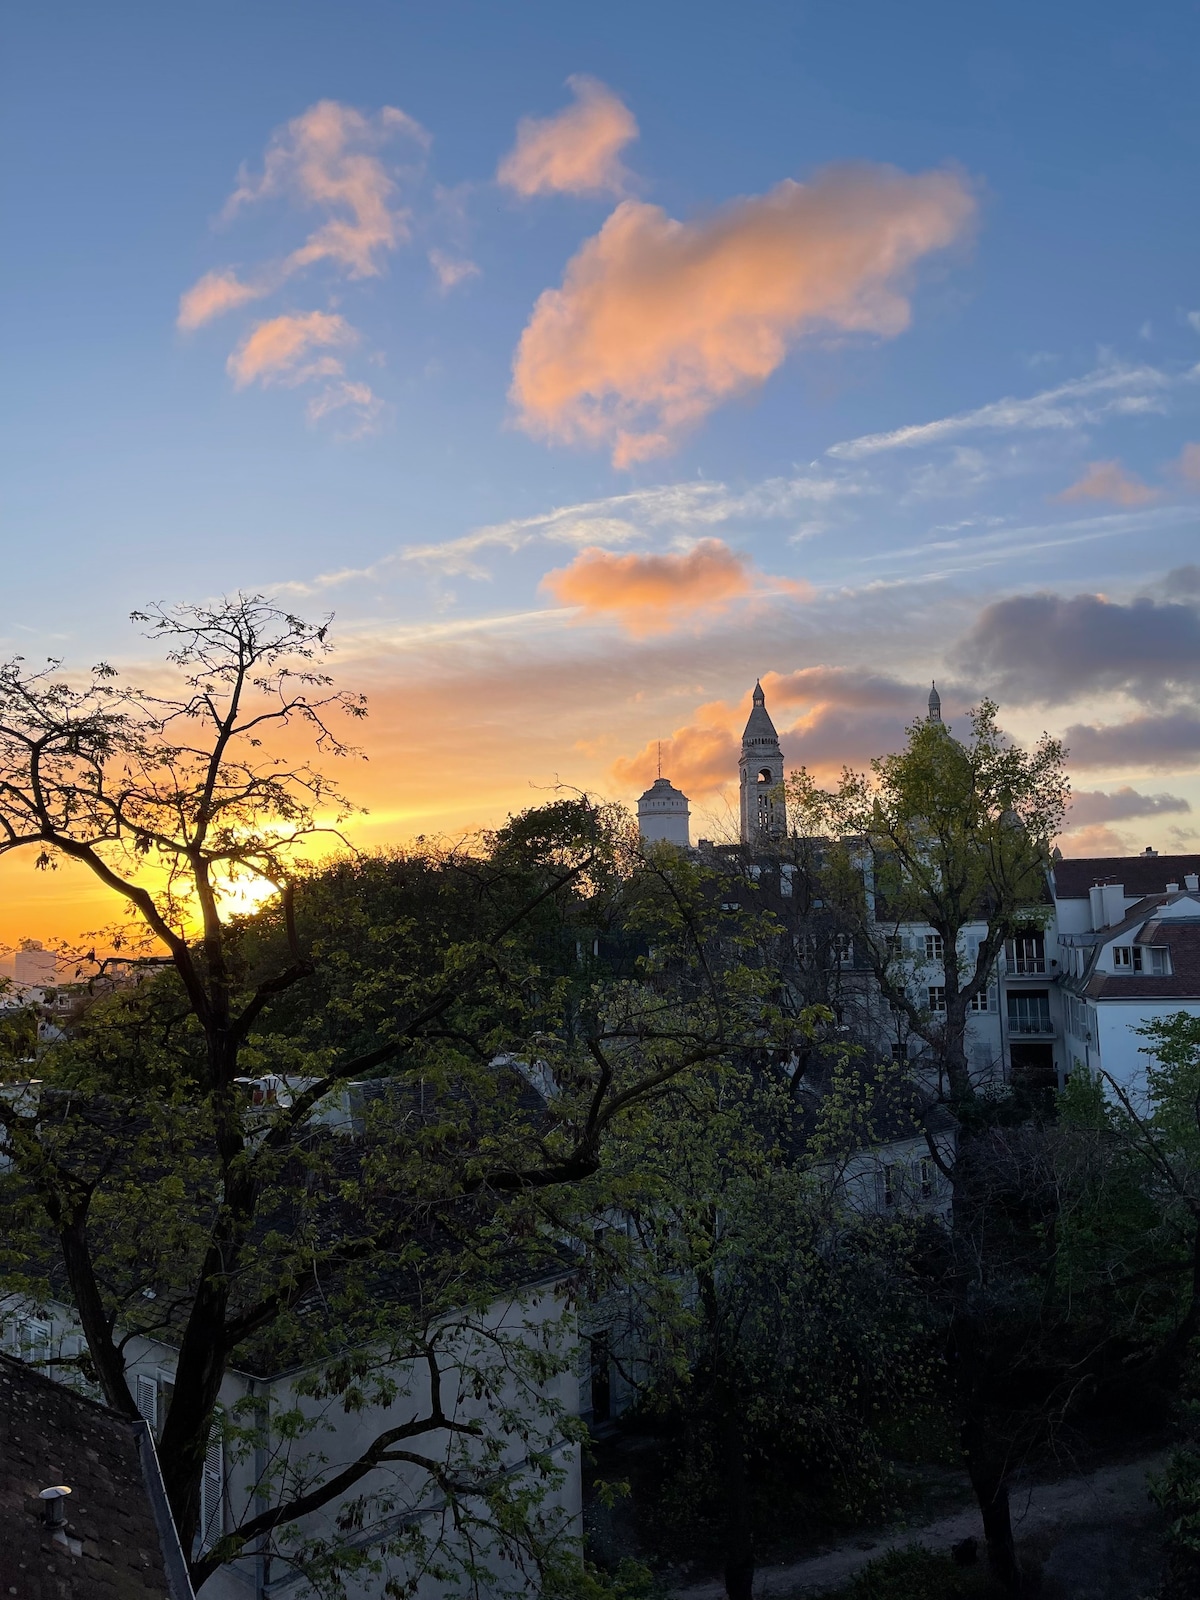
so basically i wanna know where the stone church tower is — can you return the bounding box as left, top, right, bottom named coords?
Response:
left=739, top=680, right=785, bottom=844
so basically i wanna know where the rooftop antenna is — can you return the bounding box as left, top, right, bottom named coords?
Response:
left=657, top=741, right=662, bottom=779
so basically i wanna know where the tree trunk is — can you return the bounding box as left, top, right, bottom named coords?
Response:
left=718, top=1376, right=754, bottom=1600
left=965, top=1442, right=1020, bottom=1592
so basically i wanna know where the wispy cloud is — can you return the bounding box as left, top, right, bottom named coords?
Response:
left=511, top=163, right=976, bottom=466
left=178, top=268, right=266, bottom=332
left=497, top=75, right=638, bottom=198
left=226, top=311, right=357, bottom=389
left=828, top=362, right=1172, bottom=459
left=179, top=100, right=431, bottom=427
left=428, top=249, right=481, bottom=292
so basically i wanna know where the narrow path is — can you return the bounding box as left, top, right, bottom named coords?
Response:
left=672, top=1451, right=1168, bottom=1599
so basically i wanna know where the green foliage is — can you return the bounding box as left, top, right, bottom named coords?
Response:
left=543, top=1557, right=666, bottom=1600
left=834, top=1544, right=1000, bottom=1600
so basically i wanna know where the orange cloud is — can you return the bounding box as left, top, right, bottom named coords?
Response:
left=497, top=75, right=637, bottom=198
left=1175, top=441, right=1200, bottom=485
left=179, top=100, right=429, bottom=331
left=541, top=539, right=808, bottom=635
left=178, top=268, right=266, bottom=332
left=510, top=163, right=976, bottom=466
left=1056, top=822, right=1135, bottom=856
left=1053, top=460, right=1161, bottom=507
left=227, top=311, right=356, bottom=389
left=612, top=720, right=740, bottom=799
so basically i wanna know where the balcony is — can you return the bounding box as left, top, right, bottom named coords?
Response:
left=1007, top=1013, right=1055, bottom=1036
left=1004, top=955, right=1047, bottom=976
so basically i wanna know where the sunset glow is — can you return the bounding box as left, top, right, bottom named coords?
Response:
left=4, top=3, right=1200, bottom=946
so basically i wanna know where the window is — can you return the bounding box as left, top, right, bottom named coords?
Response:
left=884, top=934, right=904, bottom=962
left=10, top=1316, right=51, bottom=1365
left=924, top=933, right=945, bottom=962
left=969, top=987, right=997, bottom=1012
left=1005, top=932, right=1046, bottom=974
left=1112, top=945, right=1137, bottom=970
left=780, top=864, right=795, bottom=897
left=874, top=1165, right=897, bottom=1208
left=834, top=933, right=853, bottom=964
left=1007, top=991, right=1052, bottom=1035
left=927, top=985, right=946, bottom=1013
left=890, top=1041, right=907, bottom=1064
left=197, top=1430, right=224, bottom=1554
left=135, top=1374, right=158, bottom=1431
left=919, top=1158, right=934, bottom=1200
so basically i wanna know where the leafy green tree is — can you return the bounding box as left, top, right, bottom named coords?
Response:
left=786, top=704, right=1069, bottom=1591
left=0, top=597, right=741, bottom=1596
left=590, top=1052, right=937, bottom=1600
left=787, top=700, right=1066, bottom=1104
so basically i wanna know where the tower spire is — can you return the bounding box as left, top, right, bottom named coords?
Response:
left=739, top=678, right=784, bottom=844
left=927, top=680, right=942, bottom=723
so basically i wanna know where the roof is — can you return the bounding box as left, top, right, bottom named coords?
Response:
left=1052, top=853, right=1200, bottom=900
left=1081, top=920, right=1200, bottom=1003
left=741, top=681, right=781, bottom=751
left=0, top=1354, right=194, bottom=1600
left=637, top=776, right=689, bottom=806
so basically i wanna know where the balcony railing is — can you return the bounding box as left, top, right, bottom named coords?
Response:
left=1004, top=955, right=1047, bottom=975
left=1007, top=1014, right=1055, bottom=1036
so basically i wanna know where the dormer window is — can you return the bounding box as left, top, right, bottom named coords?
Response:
left=1112, top=945, right=1171, bottom=975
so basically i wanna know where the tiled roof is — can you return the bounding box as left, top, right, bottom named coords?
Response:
left=0, top=1354, right=193, bottom=1600
left=1052, top=854, right=1200, bottom=899
left=1083, top=922, right=1200, bottom=1003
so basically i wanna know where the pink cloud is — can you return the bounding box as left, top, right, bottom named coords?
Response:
left=510, top=163, right=976, bottom=466
left=1175, top=441, right=1200, bottom=486
left=428, top=249, right=481, bottom=292
left=226, top=311, right=357, bottom=389
left=179, top=100, right=429, bottom=332
left=177, top=268, right=266, bottom=332
left=497, top=75, right=637, bottom=199
left=1053, top=459, right=1160, bottom=507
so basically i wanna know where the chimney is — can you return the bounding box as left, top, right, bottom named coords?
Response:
left=1186, top=873, right=1199, bottom=892
left=1090, top=882, right=1126, bottom=928
left=1167, top=882, right=1180, bottom=894
left=1143, top=846, right=1158, bottom=856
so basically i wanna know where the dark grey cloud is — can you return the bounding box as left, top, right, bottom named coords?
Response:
left=1163, top=565, right=1200, bottom=599
left=1066, top=786, right=1191, bottom=828
left=1063, top=711, right=1200, bottom=772
left=953, top=591, right=1200, bottom=705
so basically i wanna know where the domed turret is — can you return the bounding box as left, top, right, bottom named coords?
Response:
left=927, top=681, right=942, bottom=723
left=637, top=776, right=691, bottom=847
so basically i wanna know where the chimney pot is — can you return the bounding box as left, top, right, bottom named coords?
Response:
left=39, top=1486, right=71, bottom=1527
left=1167, top=882, right=1180, bottom=894
left=1186, top=873, right=1200, bottom=892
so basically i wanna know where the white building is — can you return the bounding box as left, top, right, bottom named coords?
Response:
left=636, top=775, right=691, bottom=847
left=1053, top=853, right=1200, bottom=1096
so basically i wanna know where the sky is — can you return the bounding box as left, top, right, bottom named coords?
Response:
left=3, top=0, right=1200, bottom=942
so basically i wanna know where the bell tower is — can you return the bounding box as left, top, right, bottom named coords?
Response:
left=739, top=680, right=785, bottom=844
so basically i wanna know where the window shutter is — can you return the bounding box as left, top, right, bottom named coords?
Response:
left=135, top=1374, right=158, bottom=1432
left=198, top=1433, right=224, bottom=1552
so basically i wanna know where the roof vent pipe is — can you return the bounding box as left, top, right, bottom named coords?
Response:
left=39, top=1486, right=71, bottom=1527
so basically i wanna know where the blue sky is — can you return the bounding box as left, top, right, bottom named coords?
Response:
left=3, top=0, right=1200, bottom=935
